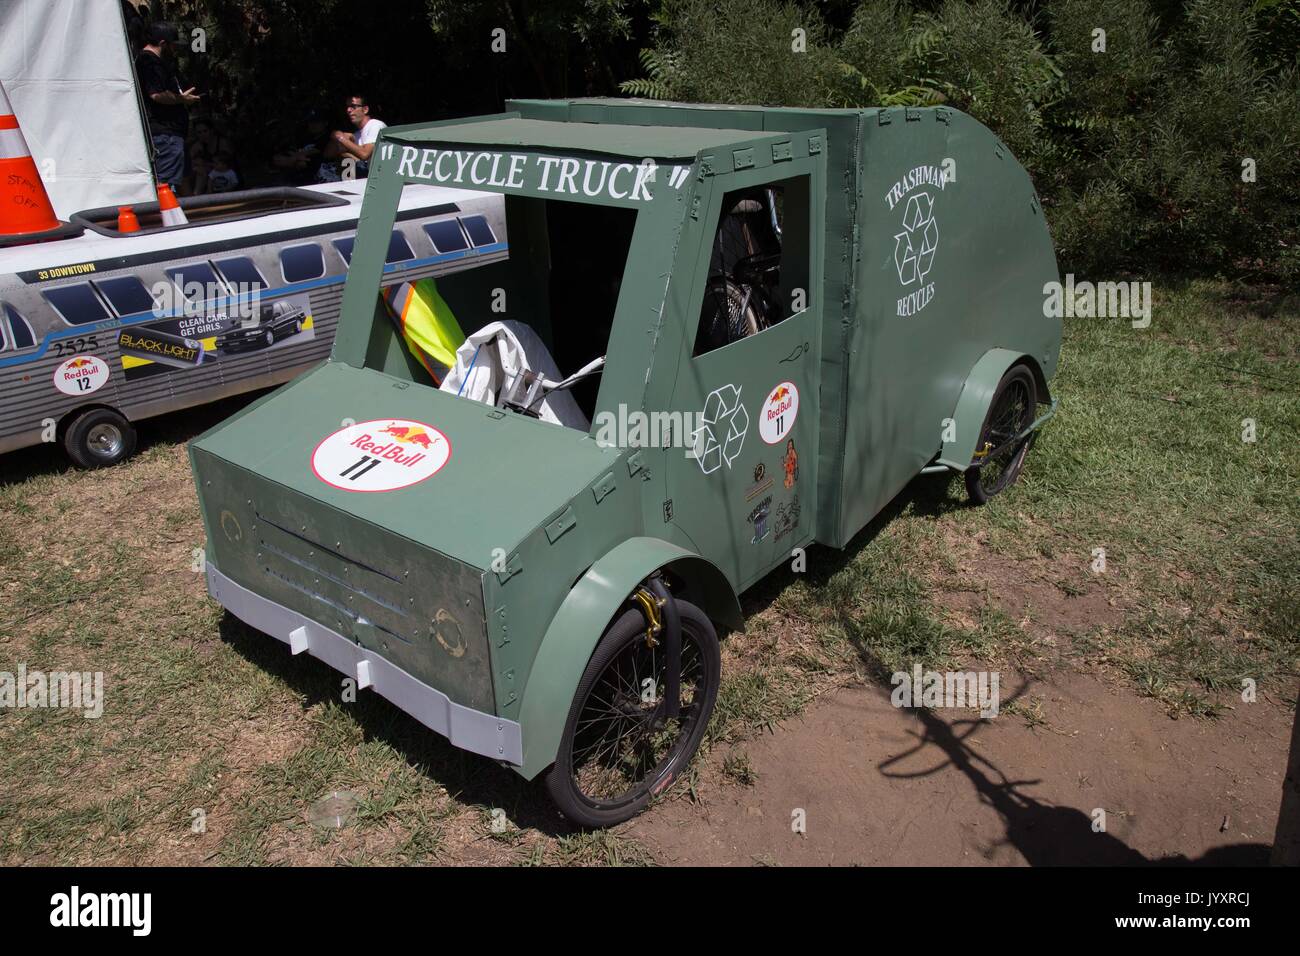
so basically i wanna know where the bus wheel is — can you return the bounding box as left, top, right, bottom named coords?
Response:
left=544, top=596, right=720, bottom=828
left=965, top=365, right=1036, bottom=505
left=64, top=408, right=137, bottom=469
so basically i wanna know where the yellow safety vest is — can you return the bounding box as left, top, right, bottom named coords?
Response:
left=382, top=278, right=466, bottom=385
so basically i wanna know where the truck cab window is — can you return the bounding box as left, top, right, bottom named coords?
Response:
left=693, top=179, right=810, bottom=357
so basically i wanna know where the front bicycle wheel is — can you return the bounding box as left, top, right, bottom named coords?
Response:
left=544, top=598, right=720, bottom=828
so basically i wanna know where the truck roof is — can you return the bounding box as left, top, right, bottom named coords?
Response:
left=388, top=116, right=781, bottom=159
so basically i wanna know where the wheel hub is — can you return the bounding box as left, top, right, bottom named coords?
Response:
left=86, top=423, right=123, bottom=458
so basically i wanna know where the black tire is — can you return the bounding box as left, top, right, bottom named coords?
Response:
left=264, top=330, right=275, bottom=346
left=63, top=407, right=137, bottom=469
left=965, top=365, right=1037, bottom=505
left=544, top=597, right=721, bottom=828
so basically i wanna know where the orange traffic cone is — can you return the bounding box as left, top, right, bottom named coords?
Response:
left=117, top=206, right=141, bottom=233
left=156, top=183, right=188, bottom=227
left=0, top=79, right=63, bottom=239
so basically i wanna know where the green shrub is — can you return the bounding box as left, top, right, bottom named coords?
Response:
left=623, top=0, right=1300, bottom=279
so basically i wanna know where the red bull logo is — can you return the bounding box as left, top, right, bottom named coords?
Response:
left=378, top=424, right=436, bottom=450
left=765, top=390, right=793, bottom=422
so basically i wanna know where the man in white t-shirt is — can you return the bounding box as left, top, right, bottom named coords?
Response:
left=333, top=94, right=387, bottom=179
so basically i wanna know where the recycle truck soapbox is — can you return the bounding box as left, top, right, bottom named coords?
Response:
left=191, top=99, right=1061, bottom=827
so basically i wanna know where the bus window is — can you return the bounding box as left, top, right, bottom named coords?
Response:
left=281, top=243, right=325, bottom=282
left=166, top=262, right=226, bottom=304
left=93, top=275, right=158, bottom=317
left=44, top=284, right=109, bottom=326
left=333, top=232, right=413, bottom=267
left=423, top=219, right=468, bottom=254
left=386, top=231, right=415, bottom=263
left=214, top=256, right=267, bottom=290
left=332, top=236, right=355, bottom=267
left=5, top=305, right=35, bottom=349
left=461, top=215, right=495, bottom=247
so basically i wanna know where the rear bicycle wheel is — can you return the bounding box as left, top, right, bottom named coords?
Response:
left=965, top=365, right=1037, bottom=505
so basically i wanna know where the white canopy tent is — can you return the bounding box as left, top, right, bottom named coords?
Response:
left=0, top=0, right=155, bottom=219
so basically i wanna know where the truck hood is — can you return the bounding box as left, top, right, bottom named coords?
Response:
left=192, top=361, right=622, bottom=569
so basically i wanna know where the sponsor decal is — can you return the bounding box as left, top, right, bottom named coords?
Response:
left=782, top=438, right=799, bottom=489
left=312, top=419, right=451, bottom=492
left=885, top=163, right=946, bottom=317
left=774, top=494, right=801, bottom=541
left=745, top=460, right=774, bottom=501
left=747, top=495, right=772, bottom=544
left=759, top=381, right=798, bottom=444
left=119, top=291, right=314, bottom=382
left=52, top=355, right=109, bottom=396
left=117, top=328, right=206, bottom=369
left=691, top=383, right=748, bottom=474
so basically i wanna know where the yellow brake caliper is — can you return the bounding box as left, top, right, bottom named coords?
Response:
left=632, top=586, right=665, bottom=648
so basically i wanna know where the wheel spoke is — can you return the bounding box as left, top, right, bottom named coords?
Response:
left=567, top=623, right=708, bottom=805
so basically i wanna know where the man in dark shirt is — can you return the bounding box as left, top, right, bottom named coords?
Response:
left=134, top=22, right=200, bottom=191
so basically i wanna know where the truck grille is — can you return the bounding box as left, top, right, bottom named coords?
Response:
left=194, top=449, right=495, bottom=713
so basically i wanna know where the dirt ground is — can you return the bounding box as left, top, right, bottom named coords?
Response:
left=629, top=672, right=1292, bottom=865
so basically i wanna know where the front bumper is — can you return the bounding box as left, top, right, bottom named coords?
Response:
left=207, top=562, right=523, bottom=766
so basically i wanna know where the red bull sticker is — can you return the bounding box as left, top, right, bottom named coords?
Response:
left=53, top=355, right=109, bottom=396
left=311, top=418, right=451, bottom=492
left=758, top=381, right=799, bottom=444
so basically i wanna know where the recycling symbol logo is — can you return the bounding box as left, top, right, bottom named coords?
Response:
left=894, top=191, right=938, bottom=286
left=691, top=383, right=749, bottom=474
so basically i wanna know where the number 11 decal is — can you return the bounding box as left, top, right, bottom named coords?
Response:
left=759, top=381, right=800, bottom=445
left=312, top=419, right=451, bottom=492
left=339, top=455, right=382, bottom=481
